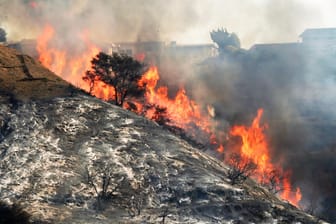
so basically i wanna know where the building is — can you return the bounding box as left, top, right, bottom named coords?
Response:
left=249, top=28, right=336, bottom=56
left=249, top=43, right=302, bottom=55
left=110, top=41, right=217, bottom=66
left=110, top=41, right=165, bottom=64
left=299, top=28, right=336, bottom=54
left=165, top=42, right=217, bottom=63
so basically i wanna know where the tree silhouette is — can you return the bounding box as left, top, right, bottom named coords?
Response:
left=0, top=28, right=6, bottom=43
left=85, top=52, right=147, bottom=106
left=210, top=28, right=240, bottom=55
left=83, top=70, right=98, bottom=94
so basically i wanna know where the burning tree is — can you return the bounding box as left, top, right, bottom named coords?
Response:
left=84, top=52, right=147, bottom=106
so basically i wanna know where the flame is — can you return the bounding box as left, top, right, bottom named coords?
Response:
left=36, top=25, right=301, bottom=207
left=36, top=25, right=211, bottom=134
left=230, top=109, right=272, bottom=178
left=139, top=66, right=212, bottom=134
left=229, top=108, right=301, bottom=206
left=281, top=172, right=302, bottom=206
left=217, top=144, right=224, bottom=153
left=36, top=24, right=115, bottom=100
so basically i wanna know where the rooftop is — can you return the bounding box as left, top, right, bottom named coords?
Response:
left=300, top=28, right=336, bottom=37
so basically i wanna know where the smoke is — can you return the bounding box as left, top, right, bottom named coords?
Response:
left=0, top=0, right=202, bottom=44
left=188, top=34, right=336, bottom=221
left=0, top=0, right=334, bottom=47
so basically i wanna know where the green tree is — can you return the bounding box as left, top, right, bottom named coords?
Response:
left=85, top=52, right=147, bottom=106
left=0, top=28, right=6, bottom=42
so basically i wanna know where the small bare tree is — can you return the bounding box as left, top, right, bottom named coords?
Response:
left=126, top=182, right=146, bottom=217
left=159, top=207, right=169, bottom=224
left=227, top=153, right=257, bottom=185
left=85, top=159, right=120, bottom=210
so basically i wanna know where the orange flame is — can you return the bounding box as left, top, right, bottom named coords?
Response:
left=36, top=24, right=115, bottom=100
left=36, top=25, right=212, bottom=135
left=281, top=172, right=302, bottom=206
left=230, top=109, right=273, bottom=178
left=217, top=144, right=224, bottom=153
left=230, top=108, right=301, bottom=206
left=36, top=25, right=301, bottom=207
left=139, top=66, right=212, bottom=134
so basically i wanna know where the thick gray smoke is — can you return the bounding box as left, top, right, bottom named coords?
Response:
left=0, top=0, right=202, bottom=43
left=0, top=0, right=333, bottom=47
left=189, top=34, right=336, bottom=221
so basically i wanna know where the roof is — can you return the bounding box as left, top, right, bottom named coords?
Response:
left=170, top=43, right=215, bottom=49
left=300, top=28, right=336, bottom=37
left=249, top=42, right=300, bottom=51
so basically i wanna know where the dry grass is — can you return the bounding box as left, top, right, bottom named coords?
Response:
left=0, top=45, right=75, bottom=101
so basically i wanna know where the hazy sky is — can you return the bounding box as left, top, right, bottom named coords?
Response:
left=0, top=0, right=335, bottom=48
left=173, top=0, right=336, bottom=48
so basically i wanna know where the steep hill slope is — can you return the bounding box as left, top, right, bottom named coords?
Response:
left=0, top=45, right=325, bottom=223
left=0, top=45, right=75, bottom=101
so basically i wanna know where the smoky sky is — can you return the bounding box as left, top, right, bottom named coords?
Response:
left=0, top=0, right=335, bottom=47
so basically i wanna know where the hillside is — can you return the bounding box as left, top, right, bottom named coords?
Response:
left=0, top=45, right=326, bottom=223
left=0, top=45, right=75, bottom=101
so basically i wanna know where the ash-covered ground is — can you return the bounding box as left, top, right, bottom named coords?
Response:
left=0, top=93, right=325, bottom=223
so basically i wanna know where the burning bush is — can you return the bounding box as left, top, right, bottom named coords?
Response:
left=227, top=152, right=257, bottom=185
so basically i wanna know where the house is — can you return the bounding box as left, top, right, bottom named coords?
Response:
left=110, top=41, right=217, bottom=65
left=299, top=28, right=336, bottom=54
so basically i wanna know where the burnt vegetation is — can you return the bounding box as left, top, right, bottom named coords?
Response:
left=85, top=159, right=122, bottom=210
left=84, top=157, right=148, bottom=215
left=227, top=153, right=257, bottom=185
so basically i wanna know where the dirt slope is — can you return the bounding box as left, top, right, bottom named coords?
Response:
left=0, top=45, right=75, bottom=101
